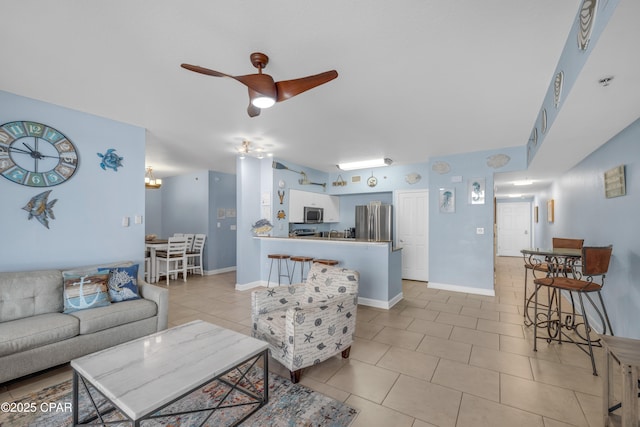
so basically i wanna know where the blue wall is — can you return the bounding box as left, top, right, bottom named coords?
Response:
left=208, top=171, right=237, bottom=270
left=143, top=169, right=237, bottom=272
left=236, top=157, right=264, bottom=285
left=532, top=118, right=640, bottom=339
left=428, top=146, right=527, bottom=293
left=0, top=90, right=146, bottom=271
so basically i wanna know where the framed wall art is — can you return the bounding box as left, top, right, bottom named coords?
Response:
left=534, top=206, right=539, bottom=223
left=604, top=164, right=625, bottom=198
left=439, top=188, right=455, bottom=213
left=468, top=178, right=485, bottom=204
left=547, top=199, right=555, bottom=223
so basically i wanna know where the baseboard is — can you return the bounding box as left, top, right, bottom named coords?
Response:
left=204, top=266, right=236, bottom=276
left=428, top=282, right=495, bottom=297
left=358, top=292, right=403, bottom=310
left=235, top=280, right=266, bottom=291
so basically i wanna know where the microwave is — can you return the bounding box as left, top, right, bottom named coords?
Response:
left=303, top=206, right=323, bottom=223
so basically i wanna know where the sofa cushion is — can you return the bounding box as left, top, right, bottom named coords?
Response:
left=0, top=313, right=79, bottom=357
left=62, top=272, right=111, bottom=314
left=0, top=269, right=63, bottom=322
left=68, top=298, right=157, bottom=335
left=107, top=265, right=141, bottom=302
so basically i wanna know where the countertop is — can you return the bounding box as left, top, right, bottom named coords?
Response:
left=255, top=235, right=402, bottom=251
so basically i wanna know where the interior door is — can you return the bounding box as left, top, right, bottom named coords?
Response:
left=496, top=201, right=531, bottom=256
left=396, top=190, right=429, bottom=281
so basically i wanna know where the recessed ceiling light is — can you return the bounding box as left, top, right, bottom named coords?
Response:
left=337, top=158, right=392, bottom=171
left=513, top=180, right=534, bottom=186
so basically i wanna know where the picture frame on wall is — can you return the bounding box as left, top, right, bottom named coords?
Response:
left=547, top=199, right=554, bottom=223
left=534, top=206, right=539, bottom=223
left=604, top=164, right=626, bottom=198
left=439, top=188, right=455, bottom=213
left=468, top=178, right=485, bottom=204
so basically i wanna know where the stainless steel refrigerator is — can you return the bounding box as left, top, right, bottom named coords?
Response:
left=355, top=204, right=392, bottom=241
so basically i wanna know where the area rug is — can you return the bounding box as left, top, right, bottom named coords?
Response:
left=0, top=368, right=358, bottom=427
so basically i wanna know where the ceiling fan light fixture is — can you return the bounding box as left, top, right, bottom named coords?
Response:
left=251, top=96, right=276, bottom=109
left=337, top=158, right=392, bottom=171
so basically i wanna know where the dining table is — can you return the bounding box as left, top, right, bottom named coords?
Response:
left=520, top=247, right=582, bottom=326
left=521, top=247, right=613, bottom=368
left=145, top=239, right=168, bottom=283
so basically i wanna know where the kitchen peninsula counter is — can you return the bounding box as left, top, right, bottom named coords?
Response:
left=256, top=236, right=403, bottom=309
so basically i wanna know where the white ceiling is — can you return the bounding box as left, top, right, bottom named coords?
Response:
left=2, top=1, right=638, bottom=197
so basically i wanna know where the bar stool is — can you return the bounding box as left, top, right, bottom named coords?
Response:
left=314, top=259, right=339, bottom=266
left=289, top=256, right=314, bottom=283
left=267, top=254, right=291, bottom=287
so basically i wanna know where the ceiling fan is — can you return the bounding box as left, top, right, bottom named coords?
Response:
left=181, top=52, right=338, bottom=117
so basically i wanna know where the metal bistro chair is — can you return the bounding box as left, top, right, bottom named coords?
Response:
left=155, top=236, right=188, bottom=285
left=532, top=245, right=614, bottom=375
left=523, top=237, right=584, bottom=325
left=186, top=234, right=206, bottom=276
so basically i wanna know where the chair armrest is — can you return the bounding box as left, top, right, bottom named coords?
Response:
left=251, top=284, right=306, bottom=318
left=138, top=280, right=169, bottom=331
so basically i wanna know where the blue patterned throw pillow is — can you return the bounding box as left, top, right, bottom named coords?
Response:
left=63, top=272, right=111, bottom=313
left=107, top=265, right=140, bottom=302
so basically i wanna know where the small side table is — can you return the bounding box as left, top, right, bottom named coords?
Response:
left=602, top=335, right=640, bottom=427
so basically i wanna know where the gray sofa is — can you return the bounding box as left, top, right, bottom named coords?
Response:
left=0, top=262, right=168, bottom=384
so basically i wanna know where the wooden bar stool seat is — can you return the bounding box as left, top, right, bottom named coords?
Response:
left=314, top=259, right=339, bottom=266
left=267, top=254, right=291, bottom=287
left=289, top=256, right=314, bottom=282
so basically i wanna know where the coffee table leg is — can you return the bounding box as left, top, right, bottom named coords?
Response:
left=263, top=349, right=269, bottom=405
left=72, top=371, right=79, bottom=426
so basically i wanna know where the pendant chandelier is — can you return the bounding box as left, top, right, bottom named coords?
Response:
left=145, top=167, right=162, bottom=189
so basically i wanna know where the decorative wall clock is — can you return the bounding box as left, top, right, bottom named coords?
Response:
left=0, top=121, right=78, bottom=187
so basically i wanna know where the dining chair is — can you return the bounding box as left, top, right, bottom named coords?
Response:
left=532, top=245, right=614, bottom=375
left=155, top=237, right=188, bottom=285
left=184, top=234, right=195, bottom=252
left=186, top=234, right=206, bottom=276
left=523, top=237, right=584, bottom=325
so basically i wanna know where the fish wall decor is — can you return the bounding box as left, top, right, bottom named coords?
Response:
left=22, top=190, right=58, bottom=229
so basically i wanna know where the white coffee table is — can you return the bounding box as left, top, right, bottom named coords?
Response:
left=71, top=320, right=269, bottom=426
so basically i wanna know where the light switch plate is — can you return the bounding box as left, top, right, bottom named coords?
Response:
left=476, top=227, right=484, bottom=235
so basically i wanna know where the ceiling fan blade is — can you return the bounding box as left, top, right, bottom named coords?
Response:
left=180, top=63, right=231, bottom=78
left=275, top=70, right=338, bottom=102
left=236, top=74, right=277, bottom=98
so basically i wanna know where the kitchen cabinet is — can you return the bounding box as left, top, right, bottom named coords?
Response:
left=289, top=189, right=340, bottom=223
left=323, top=195, right=340, bottom=222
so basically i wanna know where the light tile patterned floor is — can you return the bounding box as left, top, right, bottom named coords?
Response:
left=1, top=256, right=609, bottom=426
